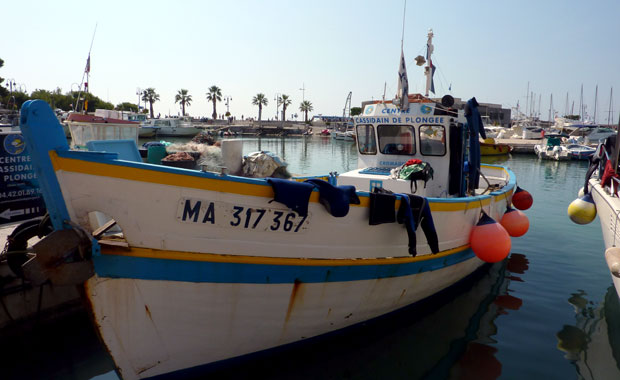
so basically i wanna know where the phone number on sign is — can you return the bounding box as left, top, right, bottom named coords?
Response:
left=0, top=188, right=41, bottom=199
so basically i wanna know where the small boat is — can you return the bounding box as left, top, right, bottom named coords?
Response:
left=480, top=138, right=513, bottom=156
left=144, top=116, right=202, bottom=137
left=534, top=134, right=570, bottom=160
left=565, top=143, right=596, bottom=160
left=16, top=30, right=528, bottom=380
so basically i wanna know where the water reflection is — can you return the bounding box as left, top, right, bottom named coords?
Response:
left=556, top=287, right=620, bottom=379
left=443, top=253, right=528, bottom=380
left=481, top=155, right=511, bottom=165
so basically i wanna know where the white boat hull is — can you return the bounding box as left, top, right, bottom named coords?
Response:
left=156, top=126, right=202, bottom=137
left=18, top=99, right=519, bottom=380
left=588, top=179, right=620, bottom=298
left=86, top=256, right=481, bottom=379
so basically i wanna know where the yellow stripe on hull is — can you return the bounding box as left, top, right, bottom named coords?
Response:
left=100, top=244, right=471, bottom=266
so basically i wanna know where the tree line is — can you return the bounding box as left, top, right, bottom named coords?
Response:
left=2, top=57, right=323, bottom=122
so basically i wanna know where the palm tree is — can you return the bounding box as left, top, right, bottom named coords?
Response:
left=278, top=94, right=292, bottom=121
left=141, top=88, right=160, bottom=118
left=206, top=86, right=222, bottom=120
left=175, top=89, right=192, bottom=116
left=299, top=100, right=313, bottom=123
left=252, top=93, right=268, bottom=121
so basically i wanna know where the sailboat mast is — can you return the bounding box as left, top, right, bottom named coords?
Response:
left=548, top=94, right=554, bottom=122
left=565, top=92, right=569, bottom=116
left=525, top=82, right=530, bottom=118
left=579, top=84, right=584, bottom=121
left=594, top=84, right=598, bottom=124
left=609, top=87, right=614, bottom=126
left=74, top=23, right=98, bottom=112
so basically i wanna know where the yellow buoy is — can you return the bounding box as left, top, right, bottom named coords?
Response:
left=567, top=194, right=596, bottom=225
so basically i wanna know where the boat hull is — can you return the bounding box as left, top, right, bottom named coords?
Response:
left=588, top=179, right=620, bottom=298
left=85, top=254, right=482, bottom=379
left=156, top=126, right=202, bottom=137
left=17, top=100, right=518, bottom=380
left=480, top=143, right=512, bottom=156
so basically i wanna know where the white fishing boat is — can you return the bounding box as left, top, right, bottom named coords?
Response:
left=65, top=113, right=140, bottom=149
left=16, top=30, right=530, bottom=380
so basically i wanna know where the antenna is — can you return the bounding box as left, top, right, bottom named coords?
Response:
left=382, top=82, right=387, bottom=103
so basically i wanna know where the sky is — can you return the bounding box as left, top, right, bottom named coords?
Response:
left=2, top=0, right=620, bottom=123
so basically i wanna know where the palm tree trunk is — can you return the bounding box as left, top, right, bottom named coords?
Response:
left=258, top=104, right=262, bottom=121
left=304, top=111, right=308, bottom=123
left=212, top=100, right=217, bottom=120
left=182, top=103, right=186, bottom=116
left=149, top=101, right=154, bottom=118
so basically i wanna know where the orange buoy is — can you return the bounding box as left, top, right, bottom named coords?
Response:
left=512, top=186, right=533, bottom=210
left=500, top=207, right=529, bottom=237
left=471, top=212, right=511, bottom=263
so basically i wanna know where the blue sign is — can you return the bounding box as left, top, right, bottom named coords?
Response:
left=0, top=133, right=46, bottom=226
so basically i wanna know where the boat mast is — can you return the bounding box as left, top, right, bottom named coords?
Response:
left=424, top=29, right=434, bottom=97
left=525, top=82, right=529, bottom=119
left=608, top=87, right=614, bottom=126
left=593, top=84, right=598, bottom=124
left=74, top=23, right=97, bottom=113
left=564, top=92, right=569, bottom=116
left=548, top=94, right=551, bottom=122
left=579, top=84, right=584, bottom=121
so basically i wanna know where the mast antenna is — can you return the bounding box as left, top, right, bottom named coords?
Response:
left=74, top=23, right=98, bottom=112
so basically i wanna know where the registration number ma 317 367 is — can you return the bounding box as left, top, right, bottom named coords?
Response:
left=176, top=198, right=310, bottom=233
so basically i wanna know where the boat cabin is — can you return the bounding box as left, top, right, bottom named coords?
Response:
left=338, top=101, right=467, bottom=197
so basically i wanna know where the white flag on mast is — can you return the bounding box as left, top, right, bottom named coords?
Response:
left=397, top=48, right=409, bottom=111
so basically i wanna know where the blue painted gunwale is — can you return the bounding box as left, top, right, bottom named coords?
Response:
left=93, top=246, right=476, bottom=284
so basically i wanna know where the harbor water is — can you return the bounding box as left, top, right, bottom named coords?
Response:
left=1, top=136, right=619, bottom=379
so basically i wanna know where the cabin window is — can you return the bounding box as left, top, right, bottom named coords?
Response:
left=377, top=125, right=415, bottom=155
left=356, top=124, right=377, bottom=154
left=419, top=125, right=446, bottom=156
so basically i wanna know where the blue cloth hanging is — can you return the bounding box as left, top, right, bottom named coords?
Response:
left=464, top=97, right=486, bottom=192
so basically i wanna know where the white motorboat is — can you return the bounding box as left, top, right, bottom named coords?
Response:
left=534, top=134, right=570, bottom=160
left=144, top=116, right=202, bottom=137
left=569, top=125, right=616, bottom=145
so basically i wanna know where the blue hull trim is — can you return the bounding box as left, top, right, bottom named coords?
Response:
left=93, top=249, right=476, bottom=284
left=142, top=262, right=495, bottom=380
